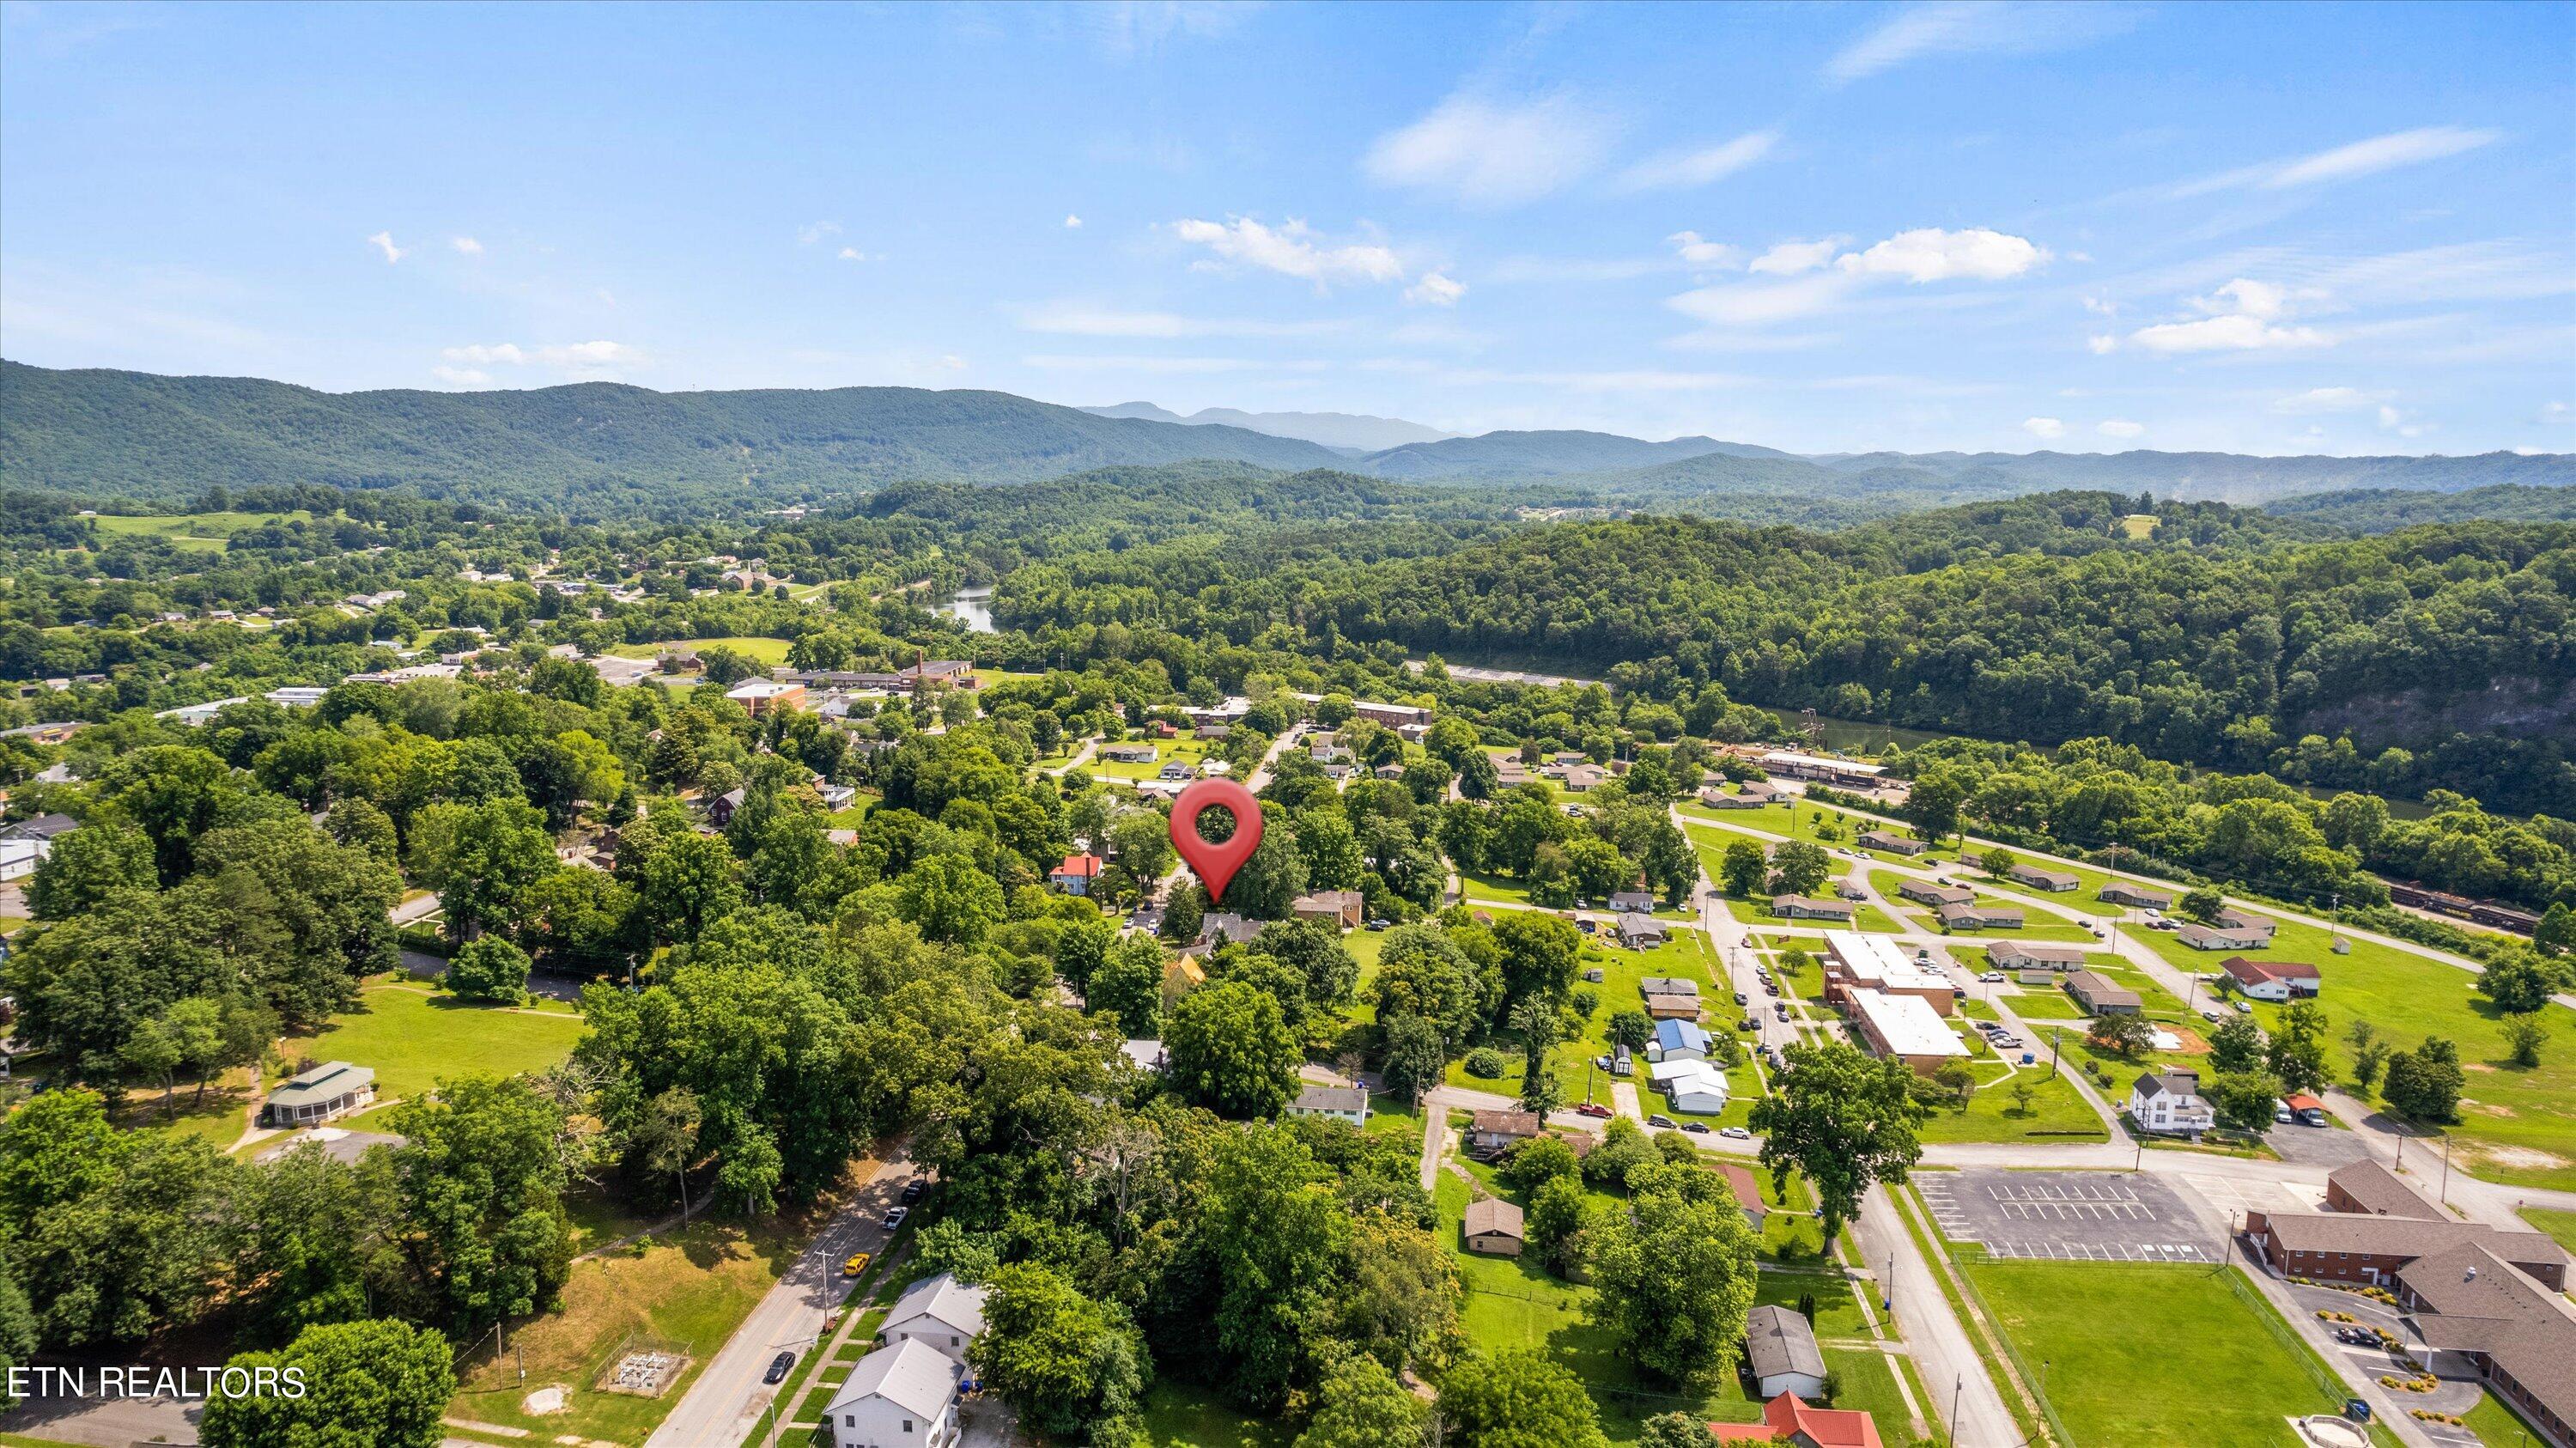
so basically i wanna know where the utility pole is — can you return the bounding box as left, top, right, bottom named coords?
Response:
left=1949, top=1373, right=1963, bottom=1442
left=2049, top=1025, right=2063, bottom=1081
left=2441, top=1132, right=2453, bottom=1205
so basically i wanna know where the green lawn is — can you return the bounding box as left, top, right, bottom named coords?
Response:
left=2125, top=909, right=2576, bottom=1189
left=1138, top=1384, right=1291, bottom=1448
left=607, top=635, right=794, bottom=666
left=93, top=508, right=317, bottom=551
left=1913, top=1057, right=2110, bottom=1145
left=1962, top=1258, right=2362, bottom=1446
left=1682, top=823, right=1905, bottom=934
left=2518, top=1206, right=2576, bottom=1256
left=280, top=980, right=586, bottom=1119
left=1460, top=928, right=1749, bottom=1120
left=2464, top=1386, right=2559, bottom=1447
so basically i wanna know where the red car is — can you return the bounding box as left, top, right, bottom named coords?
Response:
left=1573, top=1102, right=1613, bottom=1118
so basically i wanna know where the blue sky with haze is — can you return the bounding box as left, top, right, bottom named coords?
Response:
left=3, top=0, right=2570, bottom=455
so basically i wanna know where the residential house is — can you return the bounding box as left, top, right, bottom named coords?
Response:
left=265, top=685, right=330, bottom=708
left=1698, top=783, right=1781, bottom=810
left=1101, top=744, right=1157, bottom=764
left=1715, top=1162, right=1769, bottom=1234
left=1847, top=989, right=1968, bottom=1074
left=1608, top=890, right=1656, bottom=913
left=1771, top=895, right=1856, bottom=922
left=1936, top=901, right=2025, bottom=931
left=1118, top=1039, right=1166, bottom=1074
left=1743, top=1305, right=1828, bottom=1399
left=1195, top=724, right=1231, bottom=740
left=1290, top=889, right=1364, bottom=930
left=704, top=788, right=747, bottom=827
left=2128, top=1069, right=2215, bottom=1138
left=1645, top=995, right=1704, bottom=1021
left=1710, top=1393, right=1886, bottom=1448
left=260, top=1062, right=377, bottom=1128
left=1462, top=1197, right=1525, bottom=1256
left=1896, top=880, right=1975, bottom=909
left=1649, top=1018, right=1711, bottom=1062
left=0, top=839, right=46, bottom=881
left=1638, top=976, right=1700, bottom=1001
left=2178, top=921, right=2271, bottom=952
left=821, top=1339, right=963, bottom=1448
left=1048, top=853, right=1103, bottom=895
left=1615, top=912, right=1669, bottom=947
left=1984, top=941, right=2088, bottom=973
left=1464, top=1110, right=1539, bottom=1160
left=2008, top=864, right=2081, bottom=892
left=878, top=1273, right=988, bottom=1364
left=1558, top=763, right=1605, bottom=792
left=2099, top=882, right=2173, bottom=910
left=1858, top=829, right=1926, bottom=855
left=1649, top=1058, right=1729, bottom=1114
left=0, top=812, right=80, bottom=844
left=2064, top=969, right=2142, bottom=1016
left=2223, top=956, right=2321, bottom=1001
left=1157, top=762, right=1194, bottom=782
left=1285, top=1084, right=1370, bottom=1127
left=1197, top=913, right=1262, bottom=948
left=2216, top=908, right=2277, bottom=940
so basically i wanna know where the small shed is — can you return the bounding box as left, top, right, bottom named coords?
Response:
left=1463, top=1196, right=1525, bottom=1256
left=1744, top=1305, right=1828, bottom=1399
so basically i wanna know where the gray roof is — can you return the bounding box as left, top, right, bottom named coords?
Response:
left=2327, top=1159, right=2440, bottom=1220
left=885, top=1271, right=988, bottom=1342
left=1291, top=1084, right=1369, bottom=1114
left=825, top=1338, right=961, bottom=1421
left=1744, top=1305, right=1826, bottom=1381
left=2131, top=1070, right=2202, bottom=1102
left=1617, top=911, right=1668, bottom=938
left=0, top=812, right=79, bottom=840
left=265, top=1062, right=374, bottom=1110
left=1463, top=1196, right=1524, bottom=1240
left=2396, top=1244, right=2576, bottom=1430
left=1637, top=975, right=1697, bottom=996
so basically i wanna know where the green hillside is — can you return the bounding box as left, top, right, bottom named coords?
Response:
left=0, top=361, right=1344, bottom=516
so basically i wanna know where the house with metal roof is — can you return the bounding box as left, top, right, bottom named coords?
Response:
left=259, top=1062, right=376, bottom=1128
left=878, top=1273, right=988, bottom=1364
left=823, top=1338, right=963, bottom=1448
left=1744, top=1305, right=1828, bottom=1399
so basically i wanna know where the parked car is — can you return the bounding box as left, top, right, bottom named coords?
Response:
left=1720, top=1125, right=1751, bottom=1140
left=1367, top=918, right=1391, bottom=929
left=1763, top=982, right=1780, bottom=997
left=1682, top=1121, right=1711, bottom=1135
left=763, top=1351, right=796, bottom=1384
left=2273, top=1100, right=2294, bottom=1123
left=1773, top=1002, right=1790, bottom=1019
left=881, top=1206, right=909, bottom=1231
left=1575, top=1102, right=1613, bottom=1118
left=899, top=1179, right=926, bottom=1204
left=1978, top=970, right=2005, bottom=983
left=1647, top=1114, right=1676, bottom=1129
left=2234, top=1000, right=2254, bottom=1014
left=1739, top=1016, right=1759, bottom=1032
left=1733, top=990, right=1749, bottom=1006
left=2201, top=1008, right=2224, bottom=1023
left=842, top=1251, right=873, bottom=1277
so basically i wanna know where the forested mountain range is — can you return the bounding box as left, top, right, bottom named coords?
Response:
left=1078, top=401, right=1450, bottom=451
left=0, top=362, right=1346, bottom=517
left=2261, top=484, right=2576, bottom=531
left=13, top=361, right=2563, bottom=524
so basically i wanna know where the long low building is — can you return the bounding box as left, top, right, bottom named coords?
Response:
left=2245, top=1162, right=2568, bottom=1293
left=1823, top=930, right=1955, bottom=1015
left=1846, top=989, right=1968, bottom=1074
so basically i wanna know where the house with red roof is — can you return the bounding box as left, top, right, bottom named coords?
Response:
left=2221, top=955, right=2321, bottom=1001
left=1048, top=853, right=1103, bottom=896
left=1708, top=1391, right=1885, bottom=1447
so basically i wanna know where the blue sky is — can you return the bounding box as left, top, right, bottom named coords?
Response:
left=4, top=0, right=2571, bottom=455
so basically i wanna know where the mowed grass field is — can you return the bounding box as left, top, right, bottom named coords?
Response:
left=607, top=636, right=795, bottom=667
left=1962, top=1258, right=2358, bottom=1446
left=282, top=980, right=585, bottom=1117
left=91, top=508, right=317, bottom=551
left=1682, top=821, right=1907, bottom=933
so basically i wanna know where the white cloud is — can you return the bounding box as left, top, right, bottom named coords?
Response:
left=2021, top=417, right=2066, bottom=439
left=2081, top=295, right=2117, bottom=316
left=2086, top=333, right=2119, bottom=355
left=1616, top=129, right=1778, bottom=192
left=796, top=221, right=842, bottom=245
left=1748, top=238, right=1846, bottom=276
left=2167, top=125, right=2502, bottom=198
left=431, top=366, right=491, bottom=386
left=2267, top=125, right=2500, bottom=189
left=2129, top=277, right=2328, bottom=352
left=1170, top=216, right=1403, bottom=287
left=1064, top=214, right=1084, bottom=228
left=2097, top=418, right=2146, bottom=438
left=440, top=340, right=645, bottom=377
left=366, top=231, right=404, bottom=264
left=1405, top=271, right=1467, bottom=307
left=837, top=246, right=868, bottom=261
left=1363, top=91, right=1618, bottom=206
left=2271, top=386, right=2383, bottom=414
left=1668, top=271, right=1856, bottom=327
left=1016, top=301, right=1346, bottom=338
left=450, top=235, right=483, bottom=256
left=1825, top=1, right=2137, bottom=83
left=1668, top=231, right=1738, bottom=267
left=1836, top=228, right=2050, bottom=283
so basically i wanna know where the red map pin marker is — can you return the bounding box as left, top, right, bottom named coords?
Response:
left=1170, top=777, right=1263, bottom=906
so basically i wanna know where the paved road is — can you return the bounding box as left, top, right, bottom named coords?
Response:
left=645, top=1149, right=919, bottom=1448
left=1848, top=1182, right=2022, bottom=1448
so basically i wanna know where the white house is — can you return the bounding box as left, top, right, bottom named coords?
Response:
left=823, top=1339, right=962, bottom=1448
left=1744, top=1305, right=1829, bottom=1399
left=264, top=685, right=330, bottom=708
left=0, top=838, right=47, bottom=881
left=878, top=1273, right=988, bottom=1364
left=1648, top=1058, right=1730, bottom=1115
left=1285, top=1083, right=1371, bottom=1127
left=1649, top=1019, right=1710, bottom=1063
left=2128, top=1068, right=2215, bottom=1139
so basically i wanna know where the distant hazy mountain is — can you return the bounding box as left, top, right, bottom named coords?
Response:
left=1080, top=401, right=1450, bottom=452
left=0, top=362, right=1345, bottom=515
left=1801, top=447, right=2573, bottom=502
left=2262, top=483, right=2576, bottom=531
left=1357, top=429, right=1797, bottom=481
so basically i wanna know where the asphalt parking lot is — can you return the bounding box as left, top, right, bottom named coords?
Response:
left=1917, top=1169, right=2220, bottom=1262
